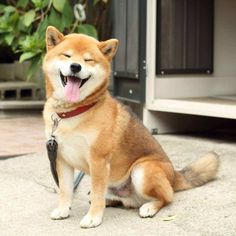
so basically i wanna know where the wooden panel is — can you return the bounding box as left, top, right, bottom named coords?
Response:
left=159, top=0, right=185, bottom=70
left=159, top=0, right=172, bottom=69
left=198, top=0, right=214, bottom=70
left=173, top=0, right=185, bottom=69
left=112, top=0, right=146, bottom=103
left=157, top=0, right=213, bottom=74
left=113, top=0, right=127, bottom=72
left=186, top=0, right=198, bottom=68
left=114, top=77, right=141, bottom=102
left=126, top=0, right=139, bottom=73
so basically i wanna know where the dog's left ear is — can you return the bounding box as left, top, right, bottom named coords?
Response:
left=99, top=39, right=119, bottom=60
left=46, top=26, right=64, bottom=51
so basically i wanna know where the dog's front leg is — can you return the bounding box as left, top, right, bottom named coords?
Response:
left=80, top=157, right=110, bottom=228
left=50, top=157, right=74, bottom=220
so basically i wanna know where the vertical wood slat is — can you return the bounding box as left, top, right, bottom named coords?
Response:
left=112, top=0, right=146, bottom=103
left=157, top=0, right=213, bottom=74
left=186, top=0, right=198, bottom=68
left=198, top=0, right=214, bottom=70
left=126, top=0, right=139, bottom=74
left=173, top=0, right=185, bottom=69
left=160, top=0, right=173, bottom=69
left=113, top=0, right=127, bottom=72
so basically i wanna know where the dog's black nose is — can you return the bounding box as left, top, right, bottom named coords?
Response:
left=70, top=63, right=82, bottom=73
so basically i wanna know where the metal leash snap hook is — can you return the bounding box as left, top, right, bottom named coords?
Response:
left=51, top=113, right=61, bottom=136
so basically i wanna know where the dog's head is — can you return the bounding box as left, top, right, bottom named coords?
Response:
left=43, top=26, right=118, bottom=103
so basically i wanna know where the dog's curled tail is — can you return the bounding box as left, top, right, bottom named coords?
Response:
left=173, top=152, right=220, bottom=192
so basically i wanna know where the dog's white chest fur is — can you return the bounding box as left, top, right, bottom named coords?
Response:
left=48, top=117, right=98, bottom=172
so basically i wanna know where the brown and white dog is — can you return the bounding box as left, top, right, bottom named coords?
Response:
left=43, top=26, right=220, bottom=228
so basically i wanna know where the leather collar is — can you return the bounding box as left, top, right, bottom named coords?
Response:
left=57, top=102, right=96, bottom=119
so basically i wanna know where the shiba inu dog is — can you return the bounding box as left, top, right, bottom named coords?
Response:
left=43, top=26, right=220, bottom=228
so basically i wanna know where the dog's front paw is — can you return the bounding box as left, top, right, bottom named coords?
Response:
left=80, top=214, right=102, bottom=228
left=50, top=207, right=71, bottom=220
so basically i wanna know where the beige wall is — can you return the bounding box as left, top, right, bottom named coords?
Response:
left=213, top=0, right=236, bottom=94
left=154, top=0, right=236, bottom=99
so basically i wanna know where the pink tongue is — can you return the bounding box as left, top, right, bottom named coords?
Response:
left=64, top=77, right=82, bottom=103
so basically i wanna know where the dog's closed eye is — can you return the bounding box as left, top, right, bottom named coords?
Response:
left=62, top=53, right=71, bottom=58
left=84, top=58, right=94, bottom=62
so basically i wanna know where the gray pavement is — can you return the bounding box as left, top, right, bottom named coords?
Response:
left=0, top=114, right=44, bottom=156
left=1, top=133, right=236, bottom=236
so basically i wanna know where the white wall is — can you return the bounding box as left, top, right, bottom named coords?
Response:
left=154, top=0, right=236, bottom=99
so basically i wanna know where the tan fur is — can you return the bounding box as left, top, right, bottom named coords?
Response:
left=173, top=152, right=220, bottom=191
left=43, top=26, right=220, bottom=228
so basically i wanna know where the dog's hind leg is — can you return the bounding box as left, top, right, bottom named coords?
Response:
left=131, top=160, right=174, bottom=218
left=50, top=157, right=74, bottom=220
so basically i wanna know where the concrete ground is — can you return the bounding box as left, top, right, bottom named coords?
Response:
left=0, top=115, right=236, bottom=236
left=0, top=114, right=45, bottom=156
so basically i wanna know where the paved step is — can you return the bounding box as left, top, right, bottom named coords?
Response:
left=0, top=81, right=42, bottom=100
left=0, top=100, right=44, bottom=110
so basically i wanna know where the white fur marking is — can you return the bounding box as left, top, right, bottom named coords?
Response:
left=57, top=127, right=98, bottom=171
left=80, top=213, right=103, bottom=228
left=50, top=207, right=70, bottom=220
left=139, top=202, right=159, bottom=218
left=131, top=167, right=144, bottom=196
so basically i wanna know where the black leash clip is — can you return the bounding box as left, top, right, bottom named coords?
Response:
left=46, top=114, right=61, bottom=187
left=46, top=135, right=59, bottom=187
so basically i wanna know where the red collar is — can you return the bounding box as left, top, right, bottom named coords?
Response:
left=57, top=103, right=96, bottom=119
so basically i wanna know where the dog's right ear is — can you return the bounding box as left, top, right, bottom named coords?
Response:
left=46, top=26, right=64, bottom=51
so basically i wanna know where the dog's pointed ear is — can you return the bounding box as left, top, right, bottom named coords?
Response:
left=46, top=26, right=64, bottom=51
left=99, top=39, right=119, bottom=60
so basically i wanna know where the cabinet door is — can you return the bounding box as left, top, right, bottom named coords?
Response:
left=156, top=0, right=214, bottom=75
left=112, top=0, right=146, bottom=103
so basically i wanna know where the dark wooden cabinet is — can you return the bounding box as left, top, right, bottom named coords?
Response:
left=112, top=0, right=146, bottom=103
left=156, top=0, right=214, bottom=75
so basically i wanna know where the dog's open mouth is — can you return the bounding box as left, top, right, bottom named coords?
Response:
left=60, top=72, right=91, bottom=102
left=60, top=72, right=90, bottom=88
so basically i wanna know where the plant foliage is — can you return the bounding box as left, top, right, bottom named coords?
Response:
left=0, top=0, right=105, bottom=80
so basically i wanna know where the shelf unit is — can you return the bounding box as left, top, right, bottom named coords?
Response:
left=144, top=0, right=236, bottom=133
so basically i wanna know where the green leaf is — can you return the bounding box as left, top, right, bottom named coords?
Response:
left=3, top=6, right=15, bottom=13
left=18, top=32, right=44, bottom=55
left=32, top=0, right=48, bottom=8
left=93, top=0, right=100, bottom=6
left=26, top=55, right=42, bottom=80
left=31, top=0, right=41, bottom=8
left=77, top=24, right=98, bottom=39
left=17, top=0, right=28, bottom=8
left=38, top=15, right=48, bottom=38
left=23, top=10, right=36, bottom=27
left=42, top=0, right=50, bottom=8
left=61, top=1, right=73, bottom=30
left=18, top=16, right=30, bottom=32
left=10, top=11, right=19, bottom=22
left=0, top=4, right=6, bottom=13
left=19, top=52, right=38, bottom=63
left=53, top=0, right=66, bottom=13
left=0, top=16, right=13, bottom=33
left=48, top=8, right=62, bottom=31
left=4, top=34, right=14, bottom=45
